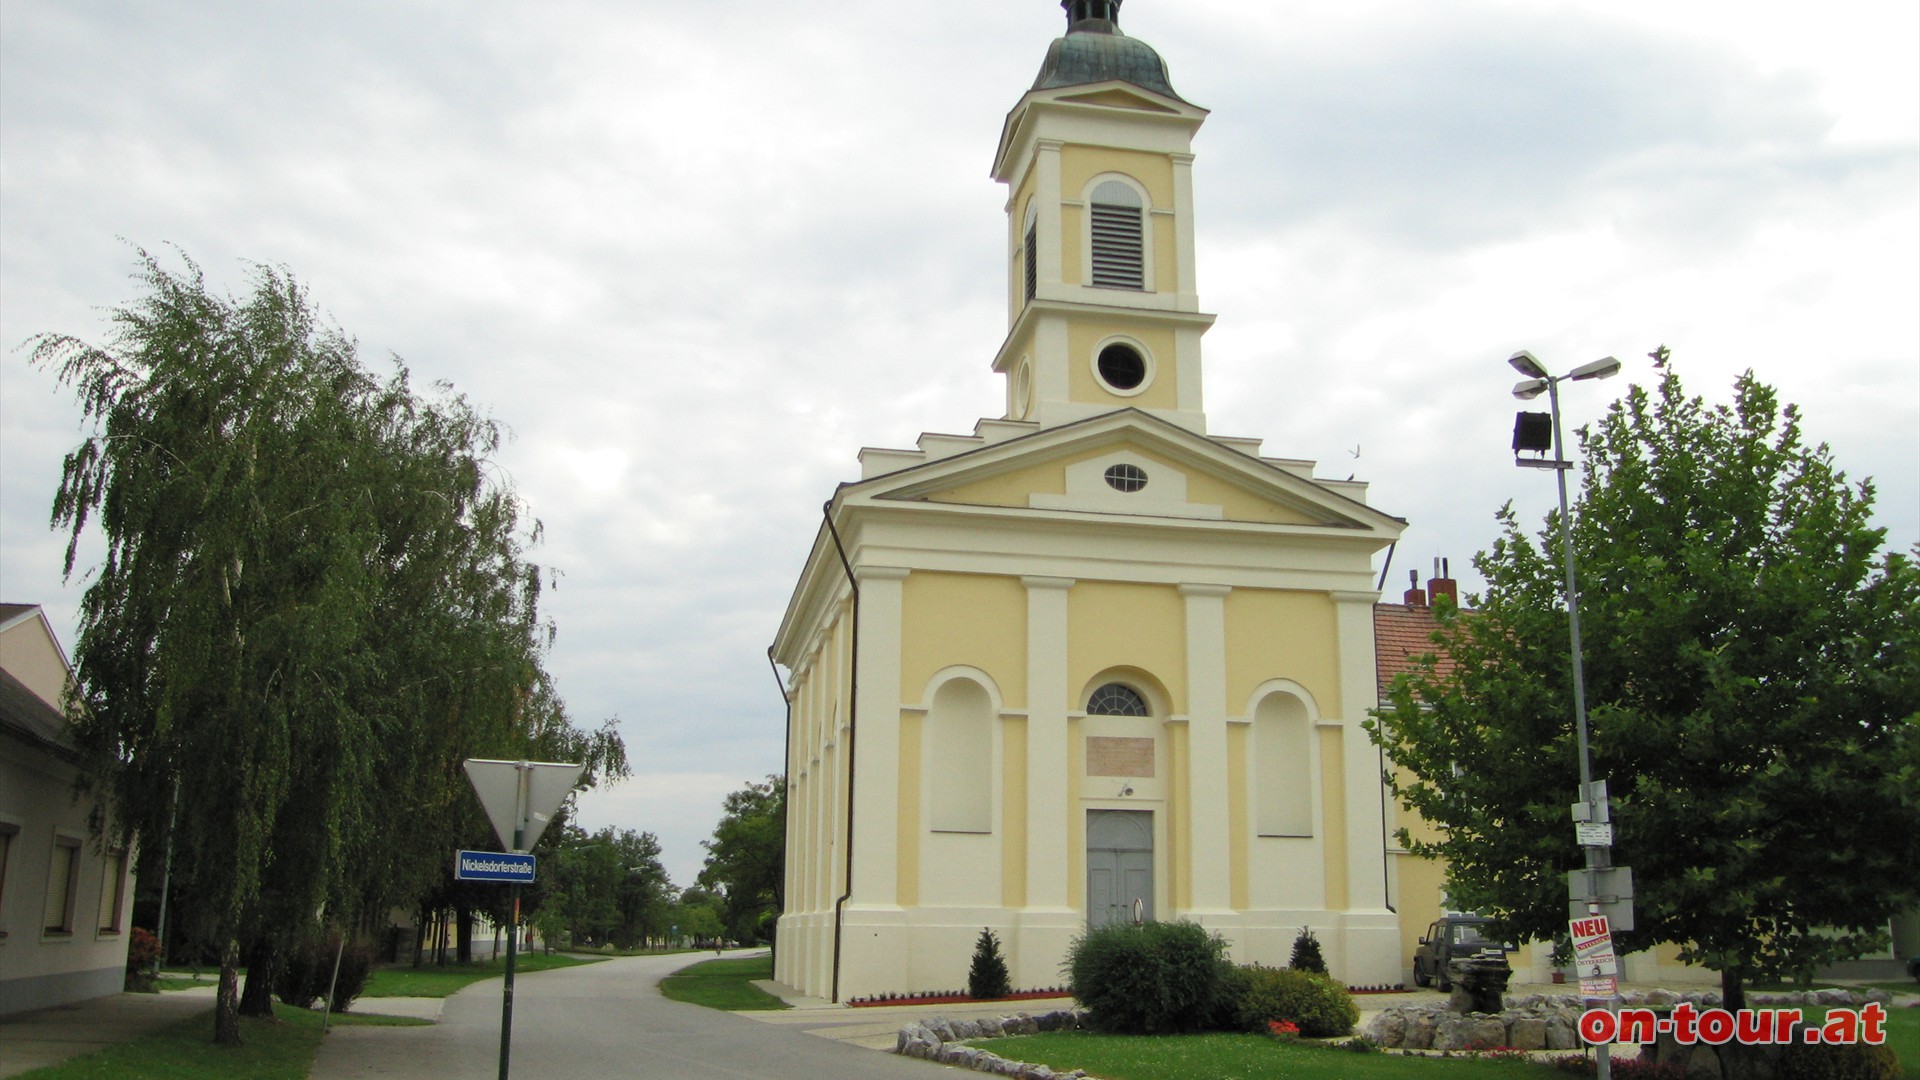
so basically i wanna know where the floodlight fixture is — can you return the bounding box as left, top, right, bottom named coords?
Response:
left=1570, top=356, right=1623, bottom=381
left=1513, top=411, right=1554, bottom=452
left=1508, top=349, right=1549, bottom=379
left=1513, top=378, right=1548, bottom=400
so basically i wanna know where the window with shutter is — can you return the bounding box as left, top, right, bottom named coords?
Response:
left=1024, top=222, right=1038, bottom=302
left=44, top=839, right=77, bottom=934
left=99, top=850, right=126, bottom=933
left=0, top=826, right=14, bottom=938
left=1089, top=180, right=1144, bottom=289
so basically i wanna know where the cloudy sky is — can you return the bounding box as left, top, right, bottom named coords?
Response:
left=4, top=0, right=1914, bottom=887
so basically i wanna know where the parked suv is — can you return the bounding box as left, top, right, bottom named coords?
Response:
left=1412, top=913, right=1514, bottom=991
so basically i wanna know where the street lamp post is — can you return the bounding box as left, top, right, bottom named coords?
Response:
left=1509, top=349, right=1622, bottom=1080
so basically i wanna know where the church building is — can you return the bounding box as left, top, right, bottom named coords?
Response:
left=773, top=1, right=1409, bottom=1002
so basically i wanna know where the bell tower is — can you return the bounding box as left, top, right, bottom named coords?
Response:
left=991, top=0, right=1214, bottom=433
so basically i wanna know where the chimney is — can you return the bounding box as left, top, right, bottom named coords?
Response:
left=1403, top=569, right=1427, bottom=608
left=1428, top=558, right=1459, bottom=605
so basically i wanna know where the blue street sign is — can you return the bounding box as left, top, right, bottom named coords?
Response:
left=455, top=850, right=536, bottom=883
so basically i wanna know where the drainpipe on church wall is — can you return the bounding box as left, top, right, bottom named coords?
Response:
left=821, top=499, right=860, bottom=1004
left=766, top=646, right=790, bottom=978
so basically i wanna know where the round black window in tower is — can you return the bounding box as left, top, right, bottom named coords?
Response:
left=1096, top=343, right=1147, bottom=391
left=1103, top=463, right=1147, bottom=492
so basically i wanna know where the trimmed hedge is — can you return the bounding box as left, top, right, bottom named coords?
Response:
left=1066, top=920, right=1229, bottom=1034
left=1776, top=1041, right=1903, bottom=1080
left=1229, top=964, right=1358, bottom=1038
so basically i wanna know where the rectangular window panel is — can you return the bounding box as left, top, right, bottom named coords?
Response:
left=98, top=850, right=126, bottom=932
left=0, top=827, right=13, bottom=937
left=44, top=840, right=77, bottom=933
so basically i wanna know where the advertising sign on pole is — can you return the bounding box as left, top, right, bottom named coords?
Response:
left=1569, top=914, right=1620, bottom=999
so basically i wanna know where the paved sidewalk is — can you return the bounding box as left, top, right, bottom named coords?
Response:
left=0, top=981, right=446, bottom=1077
left=0, top=991, right=211, bottom=1078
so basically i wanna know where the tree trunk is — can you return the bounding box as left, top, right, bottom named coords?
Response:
left=413, top=901, right=429, bottom=968
left=456, top=904, right=473, bottom=965
left=1721, top=967, right=1746, bottom=1014
left=214, top=939, right=243, bottom=1046
left=238, top=937, right=278, bottom=1016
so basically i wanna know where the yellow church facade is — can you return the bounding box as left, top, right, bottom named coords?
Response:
left=773, top=1, right=1410, bottom=1002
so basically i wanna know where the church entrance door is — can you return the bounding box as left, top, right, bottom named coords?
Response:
left=1086, top=810, right=1153, bottom=929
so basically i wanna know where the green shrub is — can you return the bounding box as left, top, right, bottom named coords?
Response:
left=1230, top=964, right=1358, bottom=1038
left=275, top=932, right=374, bottom=1012
left=1288, top=927, right=1327, bottom=973
left=968, top=928, right=1012, bottom=1000
left=124, top=927, right=162, bottom=992
left=1776, top=1041, right=1903, bottom=1080
left=1066, top=919, right=1229, bottom=1034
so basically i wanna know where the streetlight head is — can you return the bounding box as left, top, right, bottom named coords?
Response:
left=1512, top=378, right=1548, bottom=400
left=1508, top=349, right=1549, bottom=379
left=1570, top=356, right=1622, bottom=381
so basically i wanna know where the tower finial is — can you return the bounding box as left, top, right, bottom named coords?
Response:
left=1062, top=0, right=1123, bottom=34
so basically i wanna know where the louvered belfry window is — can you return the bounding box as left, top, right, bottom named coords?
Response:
left=1024, top=221, right=1038, bottom=302
left=1089, top=180, right=1144, bottom=289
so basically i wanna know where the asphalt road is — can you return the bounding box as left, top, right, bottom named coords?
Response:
left=310, top=951, right=966, bottom=1080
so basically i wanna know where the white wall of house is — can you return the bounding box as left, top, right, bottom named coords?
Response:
left=0, top=606, right=134, bottom=1017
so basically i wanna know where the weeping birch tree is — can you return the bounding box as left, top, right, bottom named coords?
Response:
left=33, top=248, right=624, bottom=1044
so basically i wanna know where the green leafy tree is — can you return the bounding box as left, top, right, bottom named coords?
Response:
left=674, top=888, right=726, bottom=946
left=697, top=775, right=786, bottom=946
left=1369, top=349, right=1920, bottom=1012
left=538, top=825, right=670, bottom=949
left=33, top=249, right=624, bottom=1042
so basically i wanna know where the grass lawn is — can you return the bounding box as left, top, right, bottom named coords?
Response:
left=154, top=976, right=211, bottom=993
left=974, top=1008, right=1920, bottom=1080
left=971, top=1032, right=1564, bottom=1080
left=658, top=955, right=790, bottom=1012
left=1830, top=1003, right=1919, bottom=1072
left=14, top=1003, right=428, bottom=1080
left=359, top=951, right=601, bottom=998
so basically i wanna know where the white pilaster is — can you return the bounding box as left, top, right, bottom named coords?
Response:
left=1021, top=575, right=1075, bottom=909
left=1035, top=140, right=1064, bottom=294
left=849, top=566, right=910, bottom=908
left=1179, top=582, right=1233, bottom=915
left=1171, top=152, right=1198, bottom=306
left=1332, top=590, right=1391, bottom=914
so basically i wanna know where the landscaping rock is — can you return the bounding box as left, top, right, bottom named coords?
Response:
left=1404, top=1011, right=1437, bottom=1049
left=1546, top=1015, right=1579, bottom=1050
left=1366, top=1008, right=1408, bottom=1046
left=1509, top=1017, right=1548, bottom=1051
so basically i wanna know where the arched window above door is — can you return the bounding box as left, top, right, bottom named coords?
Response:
left=1088, top=682, right=1149, bottom=717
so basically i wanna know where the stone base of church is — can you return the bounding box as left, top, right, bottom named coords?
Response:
left=778, top=903, right=1407, bottom=1003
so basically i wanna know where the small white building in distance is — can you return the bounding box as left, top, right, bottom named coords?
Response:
left=772, top=0, right=1408, bottom=1003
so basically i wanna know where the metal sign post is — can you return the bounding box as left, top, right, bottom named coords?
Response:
left=462, top=759, right=583, bottom=1080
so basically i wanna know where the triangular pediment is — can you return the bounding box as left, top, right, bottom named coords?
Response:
left=847, top=410, right=1402, bottom=537
left=1054, top=87, right=1181, bottom=113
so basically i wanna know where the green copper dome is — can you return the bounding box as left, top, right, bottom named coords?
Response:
left=1030, top=0, right=1187, bottom=103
